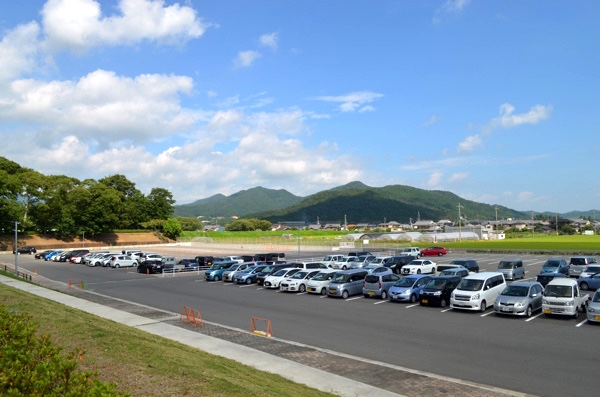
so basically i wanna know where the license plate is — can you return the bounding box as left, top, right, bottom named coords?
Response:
left=329, top=289, right=336, bottom=294
left=544, top=309, right=551, bottom=314
left=501, top=307, right=509, bottom=312
left=369, top=291, right=374, bottom=296
left=595, top=316, right=600, bottom=321
left=257, top=280, right=262, bottom=285
left=422, top=299, right=428, bottom=304
left=308, top=287, right=314, bottom=292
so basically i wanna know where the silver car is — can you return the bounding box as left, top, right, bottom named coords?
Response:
left=569, top=256, right=598, bottom=277
left=494, top=281, right=544, bottom=317
left=327, top=269, right=368, bottom=299
left=497, top=259, right=524, bottom=280
left=586, top=290, right=600, bottom=323
left=222, top=263, right=251, bottom=282
left=362, top=273, right=401, bottom=299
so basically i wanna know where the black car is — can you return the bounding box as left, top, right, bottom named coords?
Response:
left=256, top=263, right=291, bottom=286
left=384, top=255, right=416, bottom=274
left=449, top=259, right=480, bottom=273
left=138, top=259, right=171, bottom=274
left=59, top=249, right=90, bottom=262
left=536, top=272, right=567, bottom=287
left=420, top=276, right=462, bottom=307
left=13, top=246, right=37, bottom=254
left=194, top=256, right=216, bottom=267
left=35, top=249, right=54, bottom=259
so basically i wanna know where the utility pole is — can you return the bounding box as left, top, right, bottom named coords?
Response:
left=457, top=203, right=463, bottom=242
left=495, top=206, right=498, bottom=240
left=14, top=221, right=19, bottom=276
left=531, top=211, right=534, bottom=238
left=555, top=212, right=559, bottom=235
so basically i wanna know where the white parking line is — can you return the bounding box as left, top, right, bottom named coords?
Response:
left=296, top=292, right=308, bottom=295
left=222, top=283, right=235, bottom=286
left=346, top=296, right=363, bottom=302
left=406, top=303, right=419, bottom=308
left=256, top=287, right=264, bottom=290
left=576, top=319, right=588, bottom=327
left=441, top=308, right=452, bottom=312
left=374, top=300, right=387, bottom=305
left=526, top=313, right=542, bottom=322
left=320, top=295, right=328, bottom=298
left=239, top=284, right=255, bottom=288
left=480, top=311, right=495, bottom=317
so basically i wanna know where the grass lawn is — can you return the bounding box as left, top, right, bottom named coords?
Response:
left=0, top=278, right=334, bottom=397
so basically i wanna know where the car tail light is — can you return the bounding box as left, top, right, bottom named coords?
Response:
left=112, top=256, right=117, bottom=260
left=379, top=281, right=382, bottom=289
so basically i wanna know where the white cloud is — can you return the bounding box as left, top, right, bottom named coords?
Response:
left=235, top=50, right=261, bottom=68
left=259, top=32, right=278, bottom=50
left=423, top=115, right=439, bottom=126
left=449, top=172, right=469, bottom=183
left=0, top=69, right=195, bottom=144
left=517, top=191, right=534, bottom=202
left=41, top=0, right=208, bottom=52
left=428, top=172, right=443, bottom=187
left=314, top=91, right=383, bottom=112
left=489, top=103, right=552, bottom=130
left=457, top=134, right=482, bottom=153
left=0, top=22, right=41, bottom=82
left=434, top=0, right=471, bottom=23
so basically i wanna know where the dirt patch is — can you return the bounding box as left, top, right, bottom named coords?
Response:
left=0, top=232, right=165, bottom=251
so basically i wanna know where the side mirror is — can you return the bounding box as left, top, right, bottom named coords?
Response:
left=531, top=293, right=538, bottom=298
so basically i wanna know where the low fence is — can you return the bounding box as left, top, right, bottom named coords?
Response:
left=1, top=264, right=33, bottom=281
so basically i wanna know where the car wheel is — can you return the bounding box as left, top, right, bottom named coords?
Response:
left=342, top=290, right=349, bottom=299
left=363, top=294, right=369, bottom=298
left=580, top=282, right=589, bottom=290
left=245, top=278, right=251, bottom=284
left=321, top=287, right=327, bottom=295
left=573, top=309, right=579, bottom=320
left=342, top=266, right=347, bottom=270
left=417, top=269, right=421, bottom=274
left=299, top=284, right=306, bottom=293
left=526, top=305, right=533, bottom=318
left=410, top=294, right=417, bottom=303
left=213, top=275, right=220, bottom=282
left=438, top=252, right=443, bottom=256
left=381, top=290, right=388, bottom=300
left=115, top=264, right=120, bottom=268
left=479, top=301, right=486, bottom=312
left=440, top=299, right=447, bottom=308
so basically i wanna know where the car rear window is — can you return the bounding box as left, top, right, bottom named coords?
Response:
left=365, top=275, right=379, bottom=283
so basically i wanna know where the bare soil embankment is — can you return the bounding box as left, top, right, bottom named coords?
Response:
left=0, top=232, right=165, bottom=252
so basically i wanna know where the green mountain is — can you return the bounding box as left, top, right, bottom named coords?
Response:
left=245, top=182, right=526, bottom=224
left=173, top=187, right=302, bottom=218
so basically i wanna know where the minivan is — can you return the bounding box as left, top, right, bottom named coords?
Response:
left=383, top=255, right=415, bottom=274
left=450, top=272, right=506, bottom=312
left=569, top=256, right=598, bottom=277
left=327, top=269, right=368, bottom=299
left=497, top=259, right=524, bottom=280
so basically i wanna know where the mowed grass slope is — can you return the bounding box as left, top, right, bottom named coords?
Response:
left=0, top=281, right=334, bottom=397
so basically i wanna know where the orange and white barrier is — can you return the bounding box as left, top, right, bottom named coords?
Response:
left=250, top=317, right=273, bottom=338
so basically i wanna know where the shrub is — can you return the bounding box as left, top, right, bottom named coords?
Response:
left=0, top=305, right=127, bottom=396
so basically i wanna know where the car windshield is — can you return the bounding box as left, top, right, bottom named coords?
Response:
left=323, top=256, right=336, bottom=261
left=291, top=271, right=309, bottom=279
left=251, top=267, right=265, bottom=273
left=394, top=278, right=417, bottom=288
left=262, top=265, right=275, bottom=273
left=501, top=285, right=529, bottom=297
left=498, top=261, right=515, bottom=269
left=229, top=264, right=241, bottom=271
left=311, top=272, right=333, bottom=281
left=331, top=273, right=350, bottom=283
left=240, top=267, right=256, bottom=273
left=586, top=266, right=600, bottom=274
left=543, top=261, right=561, bottom=269
left=440, top=270, right=457, bottom=276
left=593, top=292, right=600, bottom=303
left=451, top=260, right=467, bottom=266
left=457, top=279, right=484, bottom=291
left=425, top=279, right=448, bottom=290
left=570, top=258, right=585, bottom=266
left=409, top=261, right=423, bottom=266
left=544, top=285, right=572, bottom=298
left=272, top=269, right=287, bottom=277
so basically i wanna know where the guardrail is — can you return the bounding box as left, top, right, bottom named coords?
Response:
left=161, top=266, right=211, bottom=277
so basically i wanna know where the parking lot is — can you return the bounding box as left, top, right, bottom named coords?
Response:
left=8, top=248, right=599, bottom=397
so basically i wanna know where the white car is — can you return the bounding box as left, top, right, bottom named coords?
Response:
left=400, top=247, right=421, bottom=258
left=331, top=256, right=361, bottom=270
left=321, top=254, right=345, bottom=268
left=306, top=269, right=338, bottom=295
left=264, top=268, right=301, bottom=289
left=222, top=256, right=245, bottom=263
left=401, top=259, right=436, bottom=275
left=279, top=270, right=321, bottom=292
left=108, top=255, right=137, bottom=268
left=580, top=265, right=600, bottom=279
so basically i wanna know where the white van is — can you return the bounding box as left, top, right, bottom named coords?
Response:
left=450, top=272, right=506, bottom=312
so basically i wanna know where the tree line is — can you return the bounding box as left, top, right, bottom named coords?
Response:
left=0, top=157, right=176, bottom=238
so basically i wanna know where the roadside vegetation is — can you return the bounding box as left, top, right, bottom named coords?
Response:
left=0, top=280, right=333, bottom=397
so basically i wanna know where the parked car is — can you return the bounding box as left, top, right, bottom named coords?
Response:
left=540, top=258, right=569, bottom=276
left=233, top=265, right=267, bottom=284
left=439, top=267, right=470, bottom=278
left=60, top=249, right=90, bottom=262
left=420, top=246, right=447, bottom=256
left=349, top=255, right=377, bottom=269
left=449, top=259, right=480, bottom=273
left=289, top=262, right=328, bottom=270
left=578, top=273, right=600, bottom=291
left=204, top=261, right=237, bottom=281
left=44, top=250, right=64, bottom=261
left=331, top=256, right=361, bottom=270
left=321, top=254, right=345, bottom=268
left=580, top=265, right=600, bottom=279
left=536, top=271, right=567, bottom=287
left=35, top=250, right=54, bottom=259
left=384, top=255, right=416, bottom=274
left=108, top=255, right=137, bottom=268
left=586, top=290, right=600, bottom=324
left=450, top=272, right=507, bottom=312
left=222, top=263, right=251, bottom=282
left=138, top=259, right=169, bottom=274
left=13, top=246, right=37, bottom=254
left=306, top=269, right=338, bottom=295
left=362, top=273, right=401, bottom=299
left=401, top=259, right=437, bottom=275
left=327, top=269, right=368, bottom=299
left=256, top=264, right=292, bottom=286
left=195, top=256, right=216, bottom=267
left=389, top=274, right=433, bottom=303
left=264, top=268, right=301, bottom=289
left=222, top=256, right=244, bottom=263
left=543, top=278, right=589, bottom=319
left=569, top=256, right=598, bottom=277
left=399, top=247, right=421, bottom=258
left=363, top=265, right=392, bottom=275
left=494, top=281, right=544, bottom=317
left=420, top=276, right=462, bottom=307
left=497, top=259, right=525, bottom=281
left=280, top=270, right=321, bottom=292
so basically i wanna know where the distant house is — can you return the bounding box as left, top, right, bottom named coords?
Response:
left=307, top=224, right=322, bottom=230
left=323, top=223, right=341, bottom=230
left=413, top=220, right=435, bottom=230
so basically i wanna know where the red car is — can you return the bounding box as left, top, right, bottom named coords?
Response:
left=421, top=246, right=447, bottom=256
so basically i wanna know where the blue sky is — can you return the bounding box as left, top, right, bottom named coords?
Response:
left=0, top=0, right=598, bottom=215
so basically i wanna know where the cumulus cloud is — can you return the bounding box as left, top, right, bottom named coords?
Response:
left=434, top=0, right=471, bottom=23
left=428, top=172, right=443, bottom=187
left=457, top=134, right=482, bottom=153
left=259, top=32, right=278, bottom=49
left=0, top=69, right=195, bottom=144
left=235, top=50, right=261, bottom=68
left=314, top=91, right=384, bottom=112
left=0, top=22, right=41, bottom=82
left=449, top=172, right=469, bottom=182
left=41, top=0, right=208, bottom=52
left=488, top=103, right=553, bottom=131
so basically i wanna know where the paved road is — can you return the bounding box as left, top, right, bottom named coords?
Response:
left=9, top=249, right=598, bottom=397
